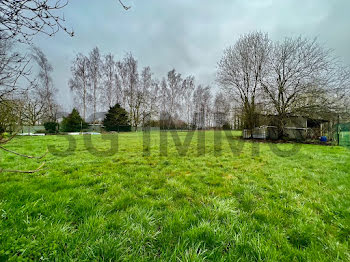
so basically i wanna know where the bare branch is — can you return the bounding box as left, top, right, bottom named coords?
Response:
left=118, top=0, right=131, bottom=10
left=0, top=132, right=17, bottom=144
left=0, top=162, right=46, bottom=174
left=0, top=0, right=74, bottom=42
left=0, top=146, right=48, bottom=159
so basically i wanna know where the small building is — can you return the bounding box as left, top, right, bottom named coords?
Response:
left=245, top=114, right=330, bottom=140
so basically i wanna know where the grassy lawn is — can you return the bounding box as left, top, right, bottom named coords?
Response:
left=0, top=131, right=349, bottom=261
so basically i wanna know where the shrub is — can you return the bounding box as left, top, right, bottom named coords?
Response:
left=61, top=108, right=88, bottom=132
left=103, top=104, right=131, bottom=132
left=44, top=122, right=58, bottom=134
left=0, top=132, right=9, bottom=141
left=222, top=122, right=232, bottom=130
left=35, top=129, right=47, bottom=134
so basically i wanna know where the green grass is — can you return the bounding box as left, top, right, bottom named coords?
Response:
left=0, top=131, right=349, bottom=261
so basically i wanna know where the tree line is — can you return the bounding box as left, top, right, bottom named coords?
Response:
left=0, top=41, right=233, bottom=132
left=2, top=34, right=350, bottom=135
left=68, top=48, right=232, bottom=129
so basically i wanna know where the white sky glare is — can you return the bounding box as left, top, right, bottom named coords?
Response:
left=32, top=0, right=350, bottom=110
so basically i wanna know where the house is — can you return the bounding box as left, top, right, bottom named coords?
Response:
left=86, top=112, right=107, bottom=124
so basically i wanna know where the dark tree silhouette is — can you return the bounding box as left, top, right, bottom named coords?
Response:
left=61, top=108, right=88, bottom=132
left=103, top=104, right=130, bottom=132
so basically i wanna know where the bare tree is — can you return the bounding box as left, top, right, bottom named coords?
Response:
left=157, top=70, right=197, bottom=129
left=292, top=61, right=350, bottom=121
left=21, top=91, right=45, bottom=126
left=102, top=53, right=119, bottom=110
left=181, top=76, right=195, bottom=128
left=213, top=91, right=230, bottom=113
left=117, top=53, right=139, bottom=128
left=217, top=32, right=270, bottom=134
left=114, top=69, right=124, bottom=107
left=260, top=36, right=348, bottom=137
left=88, top=47, right=102, bottom=124
left=32, top=46, right=57, bottom=121
left=166, top=69, right=183, bottom=121
left=0, top=36, right=48, bottom=173
left=0, top=99, right=22, bottom=134
left=0, top=96, right=47, bottom=173
left=139, top=66, right=159, bottom=127
left=159, top=77, right=169, bottom=123
left=148, top=78, right=160, bottom=123
left=69, top=53, right=90, bottom=120
left=213, top=91, right=231, bottom=128
left=192, top=85, right=211, bottom=129
left=0, top=34, right=31, bottom=103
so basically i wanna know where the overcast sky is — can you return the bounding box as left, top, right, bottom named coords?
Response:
left=32, top=0, right=350, bottom=110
